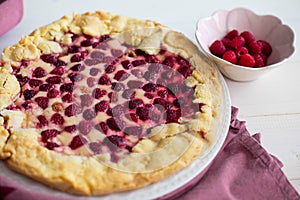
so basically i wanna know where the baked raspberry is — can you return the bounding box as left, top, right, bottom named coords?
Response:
left=111, top=49, right=123, bottom=58
left=111, top=82, right=125, bottom=91
left=132, top=60, right=146, bottom=67
left=222, top=50, right=237, bottom=64
left=128, top=99, right=143, bottom=109
left=167, top=83, right=179, bottom=96
left=68, top=45, right=81, bottom=53
left=37, top=115, right=48, bottom=127
left=87, top=77, right=97, bottom=87
left=121, top=60, right=132, bottom=69
left=89, top=68, right=99, bottom=76
left=40, top=54, right=57, bottom=64
left=46, top=142, right=59, bottom=150
left=46, top=76, right=62, bottom=84
left=47, top=89, right=60, bottom=98
left=240, top=31, right=255, bottom=44
left=93, top=88, right=107, bottom=99
left=146, top=55, right=159, bottom=63
left=81, top=39, right=93, bottom=47
left=84, top=59, right=101, bottom=66
left=70, top=64, right=85, bottom=72
left=39, top=83, right=53, bottom=92
left=70, top=54, right=84, bottom=62
left=35, top=97, right=49, bottom=109
left=124, top=126, right=142, bottom=136
left=65, top=103, right=82, bottom=117
left=95, top=100, right=109, bottom=112
left=142, top=83, right=157, bottom=92
left=78, top=120, right=93, bottom=135
left=131, top=69, right=143, bottom=78
left=23, top=89, right=37, bottom=100
left=136, top=107, right=150, bottom=121
left=62, top=93, right=73, bottom=103
left=174, top=97, right=185, bottom=108
left=80, top=94, right=93, bottom=107
left=69, top=135, right=87, bottom=150
left=122, top=89, right=135, bottom=99
left=64, top=125, right=77, bottom=133
left=98, top=75, right=112, bottom=85
left=125, top=113, right=138, bottom=123
left=16, top=75, right=30, bottom=86
left=104, top=135, right=124, bottom=149
left=68, top=73, right=83, bottom=82
left=166, top=109, right=181, bottom=123
left=60, top=83, right=74, bottom=93
left=177, top=55, right=190, bottom=67
left=114, top=70, right=130, bottom=81
left=33, top=67, right=46, bottom=78
left=238, top=54, right=256, bottom=67
left=107, top=118, right=124, bottom=131
left=153, top=98, right=172, bottom=110
left=224, top=29, right=239, bottom=40
left=144, top=93, right=154, bottom=99
left=89, top=142, right=102, bottom=154
left=105, top=64, right=116, bottom=74
left=209, top=40, right=226, bottom=56
left=95, top=122, right=109, bottom=134
left=162, top=56, right=176, bottom=67
left=90, top=51, right=105, bottom=59
left=83, top=109, right=96, bottom=120
left=177, top=65, right=192, bottom=78
left=127, top=80, right=143, bottom=89
left=50, top=113, right=65, bottom=125
left=50, top=66, right=65, bottom=75
left=41, top=129, right=60, bottom=143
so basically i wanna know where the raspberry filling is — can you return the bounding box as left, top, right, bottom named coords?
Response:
left=8, top=33, right=203, bottom=161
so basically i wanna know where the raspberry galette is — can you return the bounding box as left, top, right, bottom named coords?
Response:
left=0, top=11, right=221, bottom=195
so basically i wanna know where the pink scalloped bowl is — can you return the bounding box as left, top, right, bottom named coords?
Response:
left=196, top=8, right=295, bottom=81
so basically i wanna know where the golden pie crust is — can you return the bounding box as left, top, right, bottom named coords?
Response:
left=0, top=11, right=221, bottom=195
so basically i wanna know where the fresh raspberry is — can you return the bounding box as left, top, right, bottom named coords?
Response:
left=249, top=41, right=263, bottom=55
left=258, top=40, right=272, bottom=57
left=230, top=36, right=245, bottom=50
left=236, top=47, right=248, bottom=58
left=240, top=31, right=255, bottom=44
left=253, top=54, right=265, bottom=67
left=224, top=29, right=239, bottom=40
left=222, top=50, right=237, bottom=64
left=238, top=54, right=256, bottom=67
left=260, top=53, right=267, bottom=64
left=209, top=40, right=226, bottom=56
left=221, top=38, right=231, bottom=49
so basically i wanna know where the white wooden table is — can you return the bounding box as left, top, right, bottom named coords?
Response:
left=1, top=0, right=299, bottom=194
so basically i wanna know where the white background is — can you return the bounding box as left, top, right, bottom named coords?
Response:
left=1, top=0, right=300, bottom=194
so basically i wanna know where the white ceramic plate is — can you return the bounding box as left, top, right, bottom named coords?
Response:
left=0, top=62, right=231, bottom=200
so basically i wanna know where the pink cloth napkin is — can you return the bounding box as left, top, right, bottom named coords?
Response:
left=1, top=107, right=299, bottom=200
left=0, top=0, right=24, bottom=36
